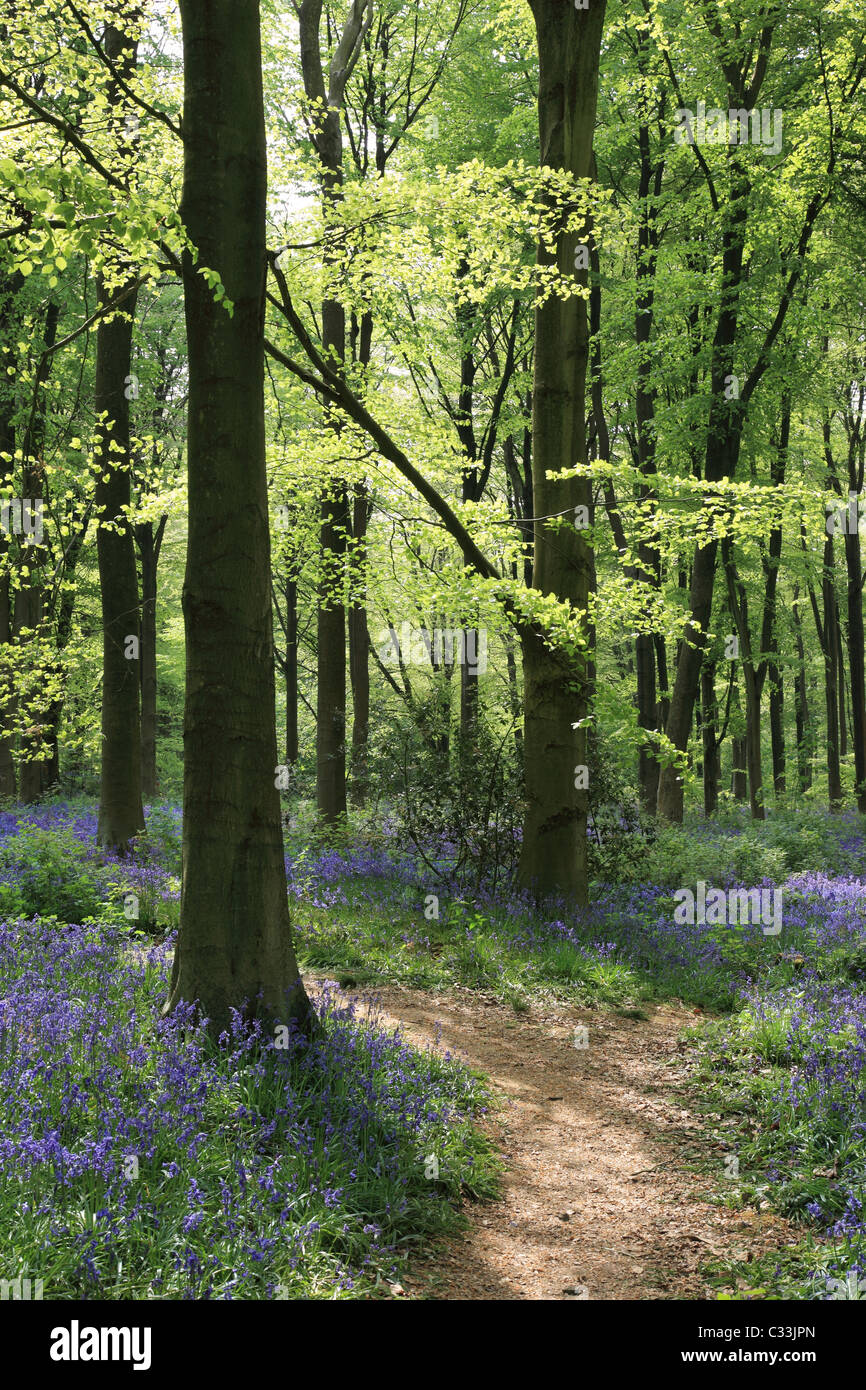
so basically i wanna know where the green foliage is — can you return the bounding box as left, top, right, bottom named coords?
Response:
left=638, top=810, right=866, bottom=892
left=586, top=728, right=656, bottom=884
left=0, top=824, right=111, bottom=923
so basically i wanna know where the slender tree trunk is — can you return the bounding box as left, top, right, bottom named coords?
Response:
left=822, top=536, right=843, bottom=808
left=658, top=540, right=719, bottom=820
left=743, top=663, right=765, bottom=819
left=636, top=633, right=658, bottom=812
left=822, top=389, right=865, bottom=809
left=835, top=602, right=848, bottom=762
left=42, top=517, right=88, bottom=790
left=504, top=632, right=523, bottom=765
left=166, top=0, right=314, bottom=1036
left=658, top=151, right=754, bottom=822
left=846, top=507, right=866, bottom=812
left=701, top=662, right=719, bottom=816
left=792, top=584, right=812, bottom=791
left=732, top=735, right=748, bottom=801
left=136, top=515, right=166, bottom=801
left=518, top=0, right=606, bottom=905
left=633, top=94, right=664, bottom=813
left=285, top=574, right=299, bottom=766
left=0, top=560, right=13, bottom=799
left=348, top=483, right=370, bottom=806
left=722, top=538, right=765, bottom=819
left=317, top=474, right=348, bottom=822
left=15, top=301, right=58, bottom=802
left=297, top=0, right=370, bottom=827
left=768, top=664, right=786, bottom=795
left=92, top=23, right=144, bottom=849
left=763, top=398, right=787, bottom=798
left=94, top=271, right=144, bottom=848
left=0, top=280, right=18, bottom=798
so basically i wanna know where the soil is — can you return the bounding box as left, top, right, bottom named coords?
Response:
left=310, top=976, right=798, bottom=1302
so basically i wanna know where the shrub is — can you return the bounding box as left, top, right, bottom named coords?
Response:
left=0, top=823, right=111, bottom=923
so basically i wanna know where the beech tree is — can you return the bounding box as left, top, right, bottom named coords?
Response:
left=165, top=0, right=314, bottom=1034
left=517, top=0, right=607, bottom=903
left=93, top=20, right=145, bottom=853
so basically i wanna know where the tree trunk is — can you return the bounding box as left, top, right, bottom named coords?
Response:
left=518, top=0, right=606, bottom=905
left=15, top=300, right=58, bottom=802
left=792, top=584, right=812, bottom=792
left=701, top=662, right=719, bottom=816
left=94, top=271, right=144, bottom=848
left=822, top=536, right=843, bottom=808
left=0, top=559, right=13, bottom=799
left=633, top=96, right=664, bottom=813
left=297, top=0, right=368, bottom=828
left=768, top=664, right=786, bottom=795
left=166, top=0, right=314, bottom=1036
left=92, top=23, right=144, bottom=849
left=0, top=277, right=18, bottom=798
left=348, top=483, right=370, bottom=806
left=136, top=515, right=166, bottom=801
left=722, top=538, right=764, bottom=819
left=316, top=474, right=348, bottom=823
left=731, top=734, right=748, bottom=801
left=743, top=662, right=765, bottom=819
left=42, top=516, right=88, bottom=790
left=504, top=632, right=523, bottom=765
left=658, top=150, right=754, bottom=822
left=636, top=633, right=658, bottom=812
left=846, top=506, right=866, bottom=813
left=836, top=608, right=847, bottom=759
left=285, top=574, right=299, bottom=766
left=657, top=539, right=718, bottom=820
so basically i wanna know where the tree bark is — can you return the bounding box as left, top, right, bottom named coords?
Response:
left=768, top=665, right=785, bottom=795
left=843, top=494, right=866, bottom=814
left=701, top=662, right=720, bottom=816
left=316, top=474, right=348, bottom=823
left=42, top=514, right=88, bottom=790
left=166, top=0, right=314, bottom=1036
left=518, top=0, right=606, bottom=905
left=136, top=515, right=166, bottom=801
left=348, top=484, right=370, bottom=806
left=92, top=22, right=144, bottom=849
left=792, top=583, right=812, bottom=792
left=633, top=91, right=664, bottom=814
left=284, top=574, right=299, bottom=766
left=298, top=0, right=370, bottom=827
left=722, top=538, right=764, bottom=818
left=0, top=273, right=19, bottom=798
left=94, top=271, right=144, bottom=847
left=822, top=538, right=843, bottom=808
left=15, top=300, right=58, bottom=802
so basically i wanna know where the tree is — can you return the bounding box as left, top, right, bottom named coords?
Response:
left=165, top=0, right=314, bottom=1036
left=517, top=0, right=607, bottom=904
left=92, top=18, right=145, bottom=852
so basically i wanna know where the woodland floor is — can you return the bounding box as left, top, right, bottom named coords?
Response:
left=306, top=974, right=799, bottom=1302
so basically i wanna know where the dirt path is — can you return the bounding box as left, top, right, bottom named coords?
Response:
left=312, top=976, right=796, bottom=1301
